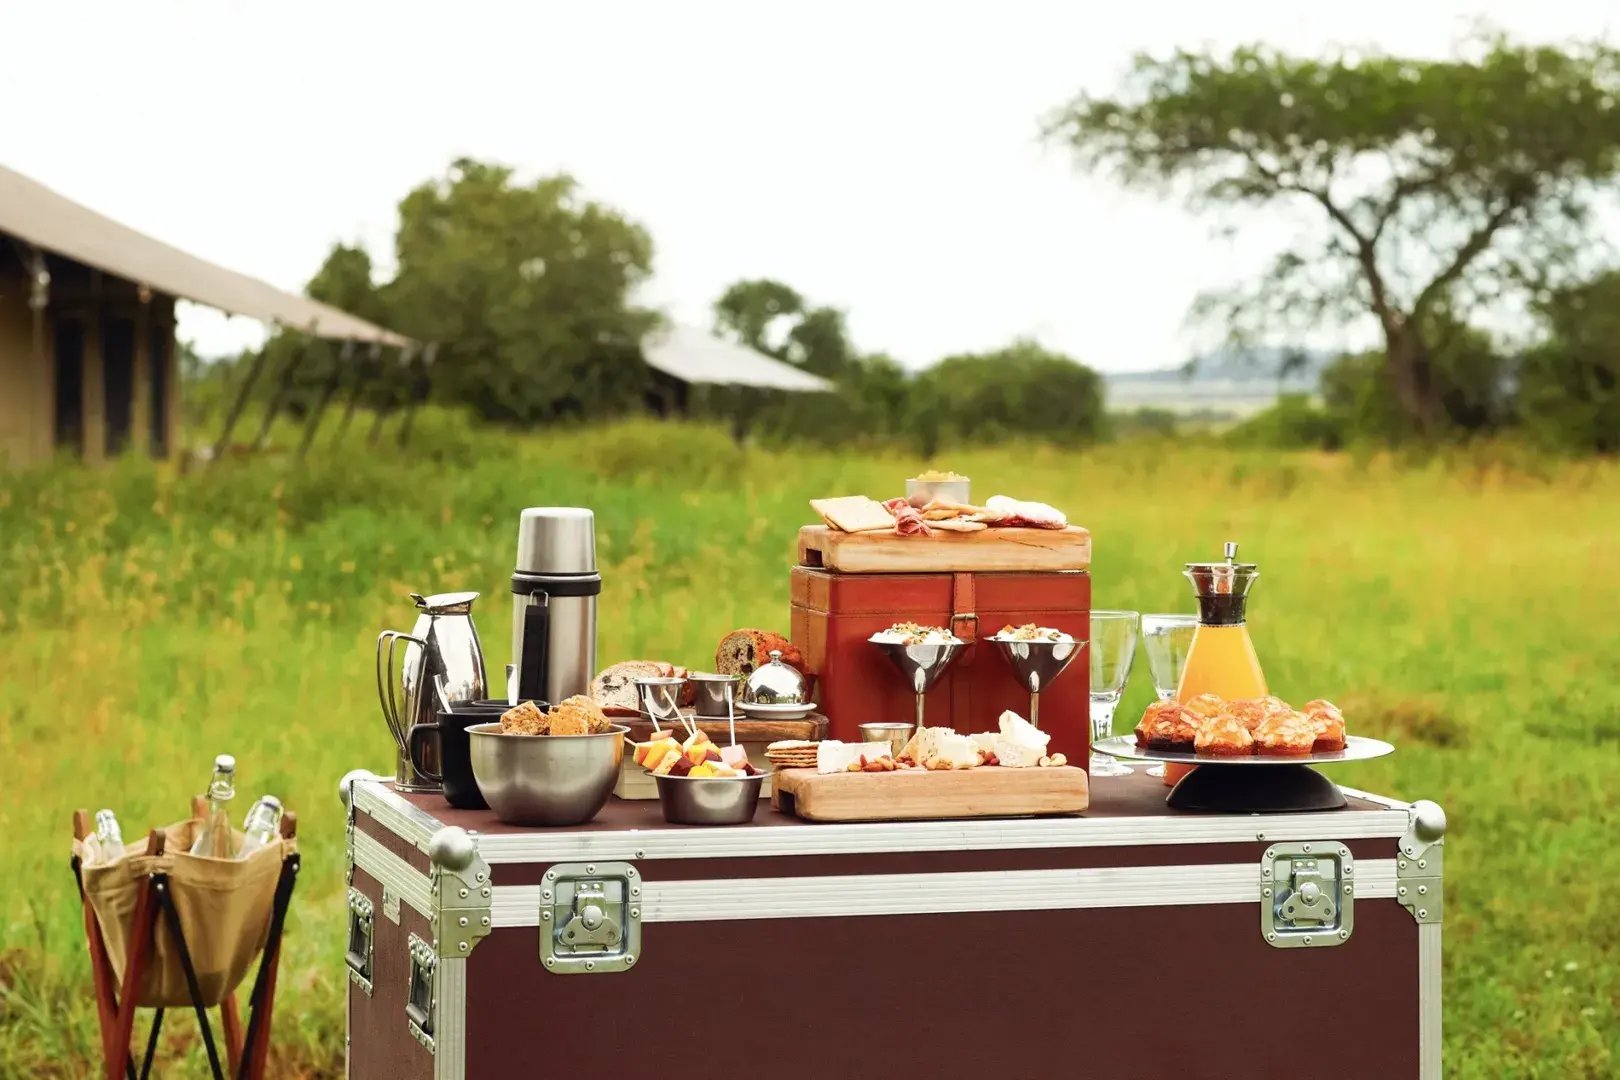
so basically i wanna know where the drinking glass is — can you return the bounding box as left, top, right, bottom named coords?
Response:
left=1088, top=610, right=1139, bottom=777
left=1139, top=614, right=1198, bottom=777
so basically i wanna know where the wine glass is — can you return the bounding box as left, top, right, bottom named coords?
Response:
left=1088, top=610, right=1139, bottom=777
left=1139, top=614, right=1198, bottom=777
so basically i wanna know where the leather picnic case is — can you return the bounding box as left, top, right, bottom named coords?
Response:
left=789, top=566, right=1092, bottom=765
left=342, top=773, right=1446, bottom=1080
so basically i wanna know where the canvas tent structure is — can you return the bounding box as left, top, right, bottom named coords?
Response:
left=0, top=163, right=410, bottom=469
left=641, top=323, right=833, bottom=421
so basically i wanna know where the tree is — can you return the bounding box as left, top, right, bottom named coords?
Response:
left=384, top=158, right=657, bottom=422
left=713, top=278, right=854, bottom=378
left=713, top=280, right=804, bottom=354
left=1518, top=271, right=1620, bottom=452
left=1321, top=315, right=1514, bottom=440
left=910, top=339, right=1104, bottom=451
left=1048, top=34, right=1620, bottom=438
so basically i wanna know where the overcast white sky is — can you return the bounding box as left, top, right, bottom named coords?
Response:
left=1, top=1, right=1614, bottom=371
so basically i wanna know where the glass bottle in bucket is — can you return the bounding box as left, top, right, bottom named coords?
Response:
left=94, top=809, right=125, bottom=863
left=1169, top=542, right=1268, bottom=785
left=189, top=754, right=239, bottom=858
left=237, top=795, right=284, bottom=858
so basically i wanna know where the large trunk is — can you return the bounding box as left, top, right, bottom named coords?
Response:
left=1385, top=322, right=1440, bottom=437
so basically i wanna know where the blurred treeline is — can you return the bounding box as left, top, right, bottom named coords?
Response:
left=195, top=31, right=1620, bottom=456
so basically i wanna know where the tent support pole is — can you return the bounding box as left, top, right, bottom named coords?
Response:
left=334, top=342, right=391, bottom=444
left=212, top=346, right=269, bottom=461
left=296, top=340, right=353, bottom=459
left=252, top=341, right=308, bottom=451
left=394, top=342, right=436, bottom=448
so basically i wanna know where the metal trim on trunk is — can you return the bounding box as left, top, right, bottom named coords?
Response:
left=469, top=810, right=1411, bottom=864
left=353, top=830, right=435, bottom=919
left=355, top=780, right=444, bottom=852
left=488, top=859, right=1398, bottom=927
left=1338, top=786, right=1411, bottom=810
left=1419, top=922, right=1442, bottom=1080
left=436, top=958, right=467, bottom=1080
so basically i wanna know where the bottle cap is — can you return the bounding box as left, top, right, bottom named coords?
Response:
left=214, top=754, right=236, bottom=774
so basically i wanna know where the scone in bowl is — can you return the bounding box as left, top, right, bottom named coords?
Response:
left=467, top=723, right=628, bottom=826
left=654, top=771, right=768, bottom=825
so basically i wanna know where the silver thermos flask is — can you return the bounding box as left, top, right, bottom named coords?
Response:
left=511, top=507, right=600, bottom=704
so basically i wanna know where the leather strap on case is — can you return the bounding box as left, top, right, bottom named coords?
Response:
left=949, top=573, right=976, bottom=725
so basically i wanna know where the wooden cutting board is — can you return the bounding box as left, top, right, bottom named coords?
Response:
left=771, top=765, right=1089, bottom=822
left=798, top=525, right=1092, bottom=573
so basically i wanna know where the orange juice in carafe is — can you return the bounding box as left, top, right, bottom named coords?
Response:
left=1167, top=542, right=1266, bottom=784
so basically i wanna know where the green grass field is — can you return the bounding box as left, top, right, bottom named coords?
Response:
left=1, top=415, right=1616, bottom=1077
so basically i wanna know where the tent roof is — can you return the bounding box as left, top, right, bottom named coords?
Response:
left=642, top=324, right=833, bottom=392
left=0, top=164, right=411, bottom=346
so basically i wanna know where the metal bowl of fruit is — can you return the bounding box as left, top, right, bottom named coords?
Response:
left=653, top=771, right=768, bottom=825
left=633, top=730, right=768, bottom=825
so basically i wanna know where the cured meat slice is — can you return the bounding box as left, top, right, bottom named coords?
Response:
left=882, top=497, right=933, bottom=537
left=972, top=495, right=1068, bottom=529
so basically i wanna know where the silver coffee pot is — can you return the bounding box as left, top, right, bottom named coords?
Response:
left=376, top=591, right=487, bottom=792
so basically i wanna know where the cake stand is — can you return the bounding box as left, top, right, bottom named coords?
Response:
left=1092, top=734, right=1395, bottom=813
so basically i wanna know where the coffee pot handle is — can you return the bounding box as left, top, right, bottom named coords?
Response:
left=376, top=630, right=428, bottom=751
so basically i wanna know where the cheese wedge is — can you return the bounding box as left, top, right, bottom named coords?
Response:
left=810, top=496, right=895, bottom=533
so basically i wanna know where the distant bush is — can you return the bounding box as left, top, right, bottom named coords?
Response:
left=1226, top=395, right=1343, bottom=450
left=1517, top=272, right=1620, bottom=455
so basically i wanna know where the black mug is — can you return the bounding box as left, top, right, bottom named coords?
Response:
left=408, top=699, right=543, bottom=810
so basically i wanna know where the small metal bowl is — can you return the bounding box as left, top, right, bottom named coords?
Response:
left=905, top=476, right=971, bottom=505
left=467, top=722, right=628, bottom=826
left=859, top=721, right=915, bottom=758
left=654, top=772, right=768, bottom=825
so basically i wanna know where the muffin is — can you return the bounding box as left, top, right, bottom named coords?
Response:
left=1136, top=701, right=1201, bottom=751
left=1183, top=693, right=1227, bottom=721
left=1194, top=712, right=1254, bottom=756
left=1302, top=699, right=1347, bottom=752
left=1227, top=696, right=1291, bottom=733
left=1253, top=710, right=1318, bottom=756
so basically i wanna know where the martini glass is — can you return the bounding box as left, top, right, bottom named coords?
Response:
left=1088, top=610, right=1139, bottom=777
left=869, top=634, right=966, bottom=733
left=986, top=635, right=1085, bottom=729
left=1139, top=614, right=1197, bottom=777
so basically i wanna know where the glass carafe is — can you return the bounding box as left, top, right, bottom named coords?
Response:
left=1169, top=542, right=1267, bottom=784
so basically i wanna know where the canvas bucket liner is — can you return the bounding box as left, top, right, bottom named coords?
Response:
left=74, top=819, right=295, bottom=1008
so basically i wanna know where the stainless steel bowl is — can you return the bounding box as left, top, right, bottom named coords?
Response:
left=905, top=477, right=971, bottom=505
left=688, top=672, right=743, bottom=718
left=654, top=772, right=767, bottom=825
left=859, top=721, right=915, bottom=757
left=466, top=723, right=627, bottom=826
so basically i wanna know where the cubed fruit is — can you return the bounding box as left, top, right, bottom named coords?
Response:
left=709, top=763, right=739, bottom=777
left=670, top=756, right=695, bottom=777
left=651, top=750, right=682, bottom=776
left=681, top=730, right=711, bottom=751
left=688, top=764, right=716, bottom=778
left=704, top=747, right=722, bottom=762
left=719, top=744, right=750, bottom=769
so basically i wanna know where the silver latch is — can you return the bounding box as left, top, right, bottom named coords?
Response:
left=406, top=933, right=437, bottom=1054
left=538, top=862, right=641, bottom=974
left=1260, top=842, right=1354, bottom=948
left=345, top=888, right=375, bottom=996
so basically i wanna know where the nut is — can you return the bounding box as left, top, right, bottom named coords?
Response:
left=1039, top=755, right=1053, bottom=768
left=1049, top=753, right=1067, bottom=767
